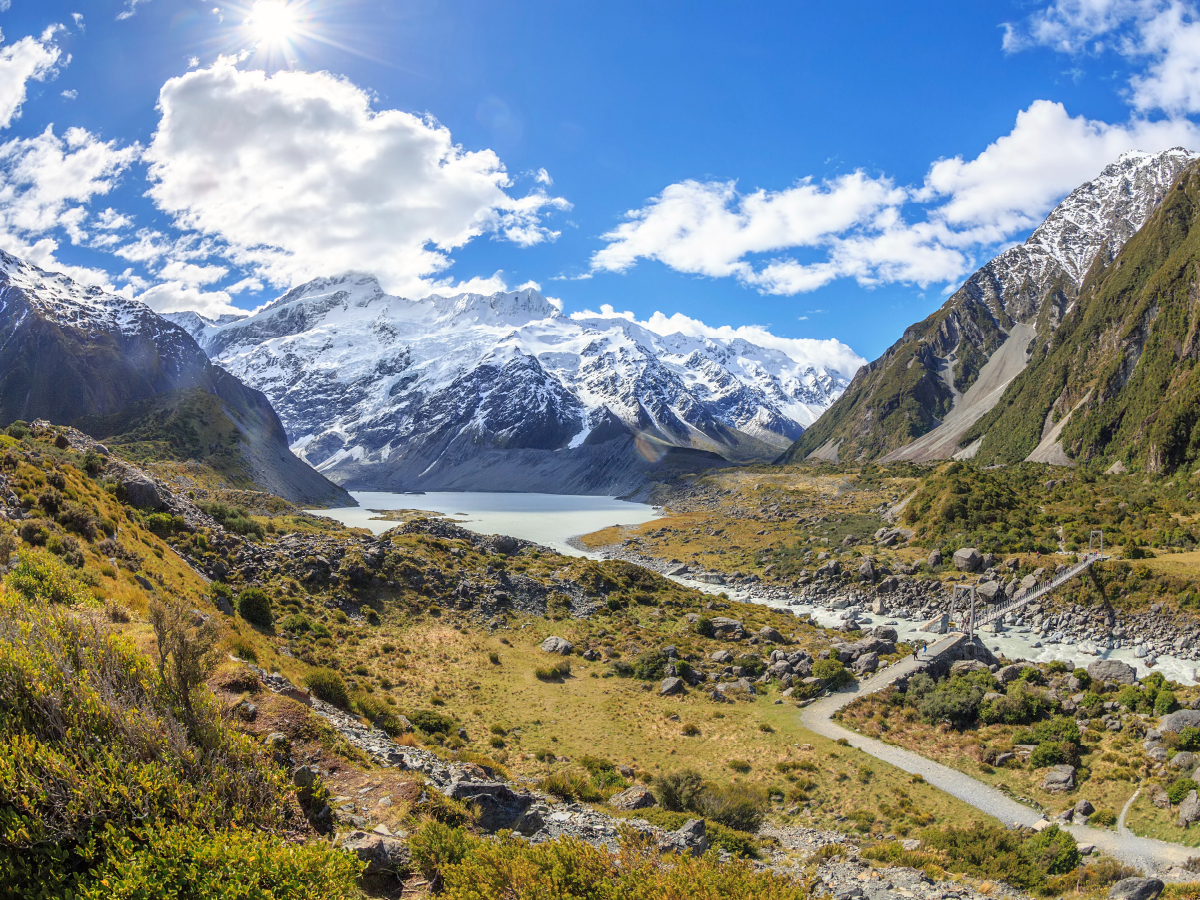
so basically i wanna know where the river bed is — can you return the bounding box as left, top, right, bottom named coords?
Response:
left=308, top=491, right=660, bottom=556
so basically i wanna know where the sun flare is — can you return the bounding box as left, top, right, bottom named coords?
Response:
left=247, top=0, right=299, bottom=44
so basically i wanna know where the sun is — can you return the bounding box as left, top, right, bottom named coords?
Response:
left=247, top=0, right=299, bottom=44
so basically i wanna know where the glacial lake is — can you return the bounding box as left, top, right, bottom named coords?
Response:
left=308, top=491, right=660, bottom=556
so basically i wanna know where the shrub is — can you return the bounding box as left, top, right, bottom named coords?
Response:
left=728, top=759, right=751, bottom=773
left=237, top=587, right=273, bottom=628
left=732, top=655, right=766, bottom=677
left=6, top=549, right=92, bottom=606
left=654, top=769, right=704, bottom=812
left=82, top=449, right=105, bottom=475
left=1089, top=808, right=1117, bottom=827
left=979, top=681, right=1055, bottom=726
left=410, top=820, right=470, bottom=883
left=692, top=615, right=714, bottom=637
left=692, top=783, right=764, bottom=832
left=5, top=422, right=28, bottom=439
left=409, top=709, right=455, bottom=735
left=1156, top=690, right=1179, bottom=716
left=1180, top=727, right=1200, bottom=752
left=1169, top=778, right=1199, bottom=804
left=682, top=723, right=700, bottom=736
left=304, top=668, right=350, bottom=708
left=535, top=661, right=571, bottom=681
left=919, top=677, right=984, bottom=729
left=412, top=826, right=792, bottom=897
left=1016, top=716, right=1083, bottom=746
left=145, top=513, right=187, bottom=537
left=812, top=658, right=852, bottom=688
left=0, top=591, right=343, bottom=897
left=280, top=612, right=312, bottom=633
left=919, top=821, right=1079, bottom=891
left=632, top=650, right=669, bottom=681
left=537, top=771, right=601, bottom=803
left=1030, top=741, right=1079, bottom=769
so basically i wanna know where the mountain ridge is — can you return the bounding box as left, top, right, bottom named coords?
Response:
left=183, top=278, right=852, bottom=492
left=781, top=147, right=1199, bottom=466
left=0, top=251, right=351, bottom=506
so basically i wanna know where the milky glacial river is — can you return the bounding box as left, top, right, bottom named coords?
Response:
left=308, top=491, right=660, bottom=556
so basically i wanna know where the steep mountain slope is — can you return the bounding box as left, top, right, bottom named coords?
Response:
left=962, top=157, right=1200, bottom=470
left=781, top=147, right=1198, bottom=465
left=0, top=251, right=351, bottom=505
left=191, top=279, right=851, bottom=492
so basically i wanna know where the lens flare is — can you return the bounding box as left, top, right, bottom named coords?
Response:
left=247, top=0, right=298, bottom=44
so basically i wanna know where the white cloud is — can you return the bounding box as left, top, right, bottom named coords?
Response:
left=61, top=89, right=77, bottom=100
left=534, top=167, right=552, bottom=185
left=117, top=0, right=152, bottom=21
left=591, top=173, right=917, bottom=293
left=569, top=304, right=866, bottom=378
left=591, top=95, right=1200, bottom=296
left=158, top=259, right=229, bottom=285
left=71, top=13, right=84, bottom=30
left=0, top=35, right=62, bottom=130
left=135, top=280, right=241, bottom=318
left=922, top=99, right=1200, bottom=235
left=143, top=61, right=570, bottom=299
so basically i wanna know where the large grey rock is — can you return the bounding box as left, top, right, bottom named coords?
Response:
left=119, top=471, right=163, bottom=510
left=1172, top=751, right=1196, bottom=770
left=953, top=548, right=982, bottom=572
left=853, top=652, right=879, bottom=674
left=872, top=625, right=898, bottom=642
left=758, top=625, right=787, bottom=644
left=1108, top=877, right=1164, bottom=900
left=674, top=819, right=709, bottom=856
left=996, top=664, right=1025, bottom=684
left=660, top=676, right=684, bottom=696
left=857, top=558, right=876, bottom=582
left=445, top=781, right=533, bottom=831
left=341, top=831, right=411, bottom=876
left=710, top=649, right=734, bottom=664
left=927, top=549, right=942, bottom=568
left=1074, top=798, right=1094, bottom=817
left=540, top=636, right=573, bottom=655
left=1088, top=659, right=1137, bottom=686
left=1160, top=709, right=1200, bottom=733
left=609, top=784, right=656, bottom=811
left=710, top=617, right=746, bottom=640
left=976, top=580, right=1002, bottom=601
left=1041, top=765, right=1075, bottom=792
left=1179, top=790, right=1200, bottom=828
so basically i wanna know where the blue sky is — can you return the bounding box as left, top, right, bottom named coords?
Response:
left=1, top=0, right=1199, bottom=373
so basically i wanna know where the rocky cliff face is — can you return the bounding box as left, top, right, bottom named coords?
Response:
left=0, top=251, right=351, bottom=506
left=187, top=278, right=851, bottom=492
left=782, top=147, right=1198, bottom=465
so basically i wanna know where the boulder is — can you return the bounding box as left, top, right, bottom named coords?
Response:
left=609, top=784, right=656, bottom=811
left=710, top=617, right=746, bottom=640
left=540, top=636, right=573, bottom=655
left=877, top=576, right=898, bottom=594
left=118, top=471, right=163, bottom=510
left=872, top=625, right=899, bottom=642
left=1172, top=751, right=1197, bottom=770
left=673, top=819, right=709, bottom=856
left=996, top=664, right=1025, bottom=684
left=953, top=548, right=982, bottom=572
left=976, top=581, right=1003, bottom=602
left=341, top=831, right=411, bottom=876
left=853, top=652, right=879, bottom=675
left=1160, top=709, right=1200, bottom=733
left=1041, top=765, right=1076, bottom=792
left=950, top=659, right=989, bottom=676
left=660, top=676, right=684, bottom=696
left=445, top=781, right=533, bottom=831
left=857, top=558, right=876, bottom=582
left=1087, top=659, right=1137, bottom=686
left=1149, top=784, right=1172, bottom=809
left=758, top=625, right=787, bottom=644
left=710, top=649, right=734, bottom=664
left=928, top=549, right=943, bottom=568
left=1108, top=878, right=1164, bottom=900
left=1180, top=791, right=1200, bottom=828
left=1074, top=799, right=1094, bottom=817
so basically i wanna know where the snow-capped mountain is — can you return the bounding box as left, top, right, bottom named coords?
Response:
left=0, top=250, right=350, bottom=506
left=186, top=278, right=852, bottom=492
left=953, top=147, right=1198, bottom=325
left=785, top=147, right=1199, bottom=465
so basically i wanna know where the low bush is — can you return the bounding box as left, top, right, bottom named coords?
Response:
left=537, top=771, right=601, bottom=803
left=236, top=587, right=273, bottom=628
left=304, top=667, right=350, bottom=707
left=654, top=769, right=704, bottom=812
left=1089, top=808, right=1117, bottom=827
left=628, top=807, right=760, bottom=858
left=1030, top=741, right=1080, bottom=769
left=918, top=821, right=1079, bottom=891
left=1180, top=726, right=1200, bottom=752
left=979, top=681, right=1055, bottom=726
left=408, top=825, right=792, bottom=897
left=409, top=709, right=455, bottom=735
left=812, top=657, right=852, bottom=688
left=1169, top=778, right=1199, bottom=804
left=6, top=549, right=92, bottom=606
left=535, top=661, right=571, bottom=680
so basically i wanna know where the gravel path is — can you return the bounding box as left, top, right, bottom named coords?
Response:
left=799, top=635, right=1197, bottom=874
